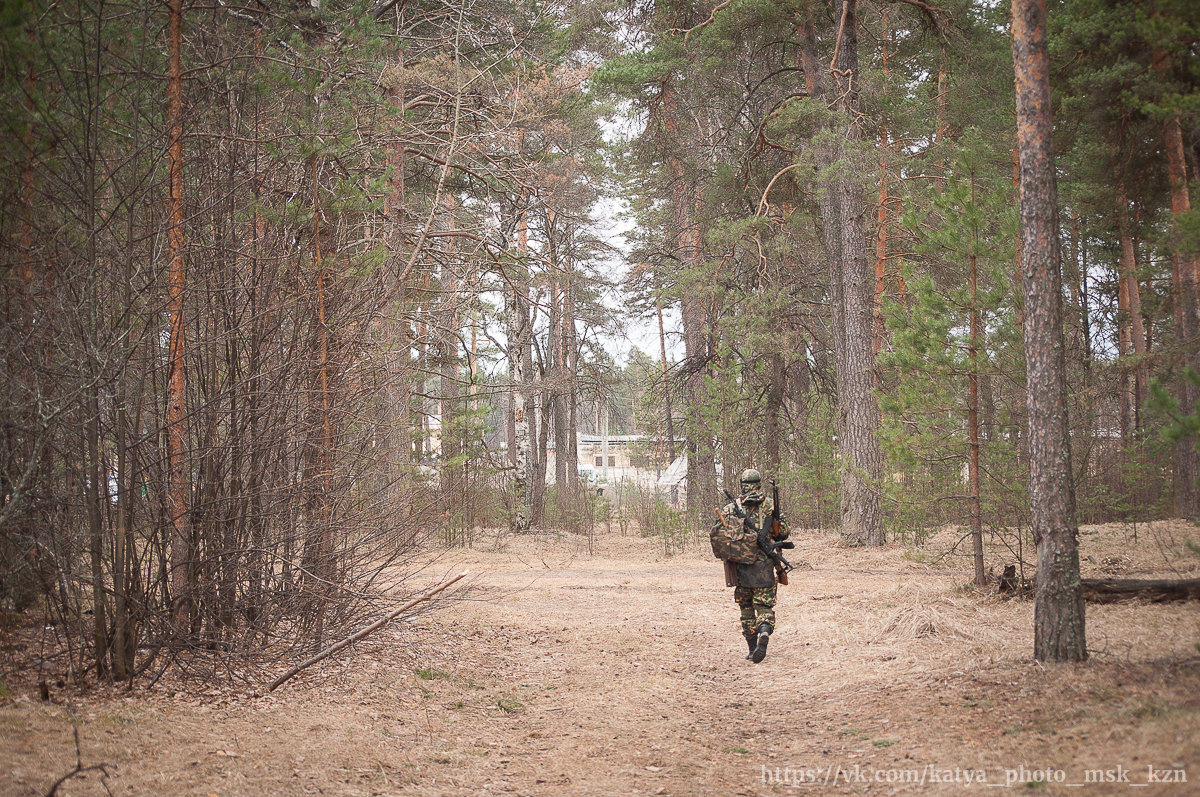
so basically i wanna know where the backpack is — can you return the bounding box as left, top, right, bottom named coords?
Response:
left=710, top=501, right=763, bottom=564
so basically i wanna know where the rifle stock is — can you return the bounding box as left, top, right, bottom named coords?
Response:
left=769, top=479, right=791, bottom=583
left=769, top=480, right=783, bottom=540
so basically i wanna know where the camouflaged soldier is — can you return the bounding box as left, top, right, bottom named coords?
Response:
left=715, top=468, right=789, bottom=663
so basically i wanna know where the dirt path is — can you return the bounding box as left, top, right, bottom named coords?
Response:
left=3, top=524, right=1199, bottom=795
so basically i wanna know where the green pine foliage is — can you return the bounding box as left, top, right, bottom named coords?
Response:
left=6, top=0, right=1200, bottom=682
left=881, top=129, right=1020, bottom=541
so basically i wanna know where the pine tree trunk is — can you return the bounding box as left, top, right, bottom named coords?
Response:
left=533, top=389, right=549, bottom=526
left=1116, top=247, right=1135, bottom=439
left=245, top=36, right=268, bottom=620
left=764, top=352, right=785, bottom=473
left=86, top=386, right=109, bottom=679
left=656, top=293, right=677, bottom=466
left=166, top=0, right=191, bottom=631
left=1127, top=257, right=1148, bottom=414
left=311, top=156, right=333, bottom=645
left=552, top=327, right=569, bottom=492
left=1012, top=0, right=1086, bottom=661
left=1158, top=108, right=1200, bottom=519
left=681, top=257, right=715, bottom=514
left=1063, top=211, right=1085, bottom=361
left=549, top=216, right=569, bottom=491
left=873, top=150, right=888, bottom=365
left=814, top=0, right=883, bottom=545
left=416, top=280, right=429, bottom=465
left=111, top=371, right=137, bottom=680
left=438, top=194, right=461, bottom=530
left=385, top=47, right=414, bottom=510
left=968, top=246, right=985, bottom=587
left=1012, top=142, right=1024, bottom=318
left=438, top=250, right=460, bottom=534
left=1116, top=182, right=1148, bottom=432
left=1077, top=223, right=1093, bottom=371
left=661, top=74, right=715, bottom=516
left=873, top=8, right=890, bottom=369
left=20, top=46, right=35, bottom=334
left=797, top=19, right=821, bottom=95
left=112, top=412, right=130, bottom=681
left=565, top=273, right=579, bottom=494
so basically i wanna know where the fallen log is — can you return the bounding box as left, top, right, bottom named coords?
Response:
left=267, top=571, right=469, bottom=692
left=1081, top=577, right=1200, bottom=604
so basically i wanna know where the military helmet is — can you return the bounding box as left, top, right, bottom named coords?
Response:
left=740, top=468, right=762, bottom=485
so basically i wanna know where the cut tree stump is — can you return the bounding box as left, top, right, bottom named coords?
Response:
left=1081, top=577, right=1200, bottom=604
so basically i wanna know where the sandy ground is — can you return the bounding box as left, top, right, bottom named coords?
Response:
left=2, top=520, right=1199, bottom=795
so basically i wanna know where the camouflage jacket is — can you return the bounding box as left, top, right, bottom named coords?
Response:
left=713, top=494, right=789, bottom=562
left=727, top=493, right=789, bottom=589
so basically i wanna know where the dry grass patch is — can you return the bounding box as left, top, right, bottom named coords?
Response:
left=1, top=521, right=1197, bottom=795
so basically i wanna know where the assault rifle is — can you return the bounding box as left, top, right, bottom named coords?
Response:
left=723, top=486, right=794, bottom=578
left=767, top=479, right=790, bottom=584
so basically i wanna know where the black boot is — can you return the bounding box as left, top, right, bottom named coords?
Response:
left=751, top=623, right=772, bottom=663
left=744, top=635, right=756, bottom=660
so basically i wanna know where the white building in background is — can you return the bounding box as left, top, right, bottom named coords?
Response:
left=546, top=434, right=678, bottom=492
left=424, top=418, right=688, bottom=505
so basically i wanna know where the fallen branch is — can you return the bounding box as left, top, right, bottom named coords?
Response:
left=1081, top=577, right=1200, bottom=604
left=267, top=571, right=469, bottom=692
left=46, top=724, right=111, bottom=797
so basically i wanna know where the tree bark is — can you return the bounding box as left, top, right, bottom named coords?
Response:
left=385, top=47, right=414, bottom=508
left=813, top=0, right=884, bottom=545
left=549, top=212, right=569, bottom=491
left=415, top=277, right=429, bottom=465
left=936, top=44, right=949, bottom=147
left=1012, top=142, right=1024, bottom=322
left=112, top=405, right=130, bottom=681
left=20, top=37, right=35, bottom=335
left=764, top=352, right=785, bottom=473
left=166, top=0, right=191, bottom=631
left=1116, top=244, right=1135, bottom=439
left=1077, top=218, right=1093, bottom=371
left=656, top=292, right=676, bottom=466
left=438, top=241, right=461, bottom=535
left=310, top=155, right=333, bottom=645
left=874, top=139, right=889, bottom=365
left=1081, top=578, right=1200, bottom=604
left=1159, top=109, right=1200, bottom=519
left=437, top=191, right=461, bottom=530
left=564, top=266, right=579, bottom=494
left=86, top=385, right=109, bottom=678
left=1012, top=0, right=1086, bottom=661
left=660, top=71, right=715, bottom=516
left=968, top=233, right=984, bottom=586
left=508, top=200, right=534, bottom=531
left=1116, top=182, right=1148, bottom=434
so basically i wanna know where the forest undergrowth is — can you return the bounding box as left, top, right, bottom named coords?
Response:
left=2, top=518, right=1197, bottom=795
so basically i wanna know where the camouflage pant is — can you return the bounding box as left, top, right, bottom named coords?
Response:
left=734, top=585, right=776, bottom=638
